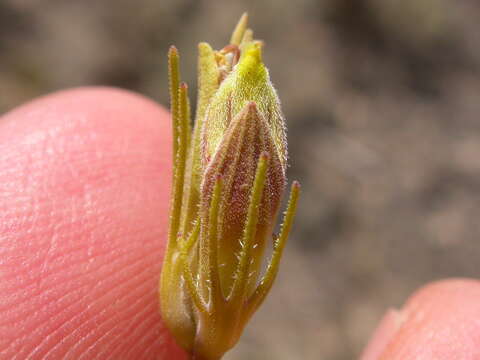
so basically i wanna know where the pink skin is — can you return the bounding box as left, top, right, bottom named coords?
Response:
left=1, top=88, right=479, bottom=359
left=0, top=88, right=186, bottom=359
left=361, top=279, right=480, bottom=360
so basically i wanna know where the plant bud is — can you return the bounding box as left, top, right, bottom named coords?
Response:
left=202, top=43, right=287, bottom=170
left=159, top=13, right=299, bottom=360
left=201, top=100, right=286, bottom=294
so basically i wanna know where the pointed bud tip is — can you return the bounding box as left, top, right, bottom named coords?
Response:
left=180, top=82, right=188, bottom=90
left=169, top=45, right=178, bottom=54
left=247, top=101, right=258, bottom=110
left=230, top=12, right=250, bottom=46
left=259, top=151, right=270, bottom=161
left=236, top=42, right=263, bottom=77
left=292, top=180, right=301, bottom=190
left=239, top=12, right=248, bottom=26
left=254, top=40, right=265, bottom=49
left=244, top=43, right=262, bottom=62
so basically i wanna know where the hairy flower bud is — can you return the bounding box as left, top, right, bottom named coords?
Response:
left=201, top=100, right=286, bottom=295
left=159, top=13, right=300, bottom=360
left=202, top=43, right=287, bottom=170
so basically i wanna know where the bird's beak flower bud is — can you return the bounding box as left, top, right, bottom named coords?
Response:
left=159, top=13, right=300, bottom=360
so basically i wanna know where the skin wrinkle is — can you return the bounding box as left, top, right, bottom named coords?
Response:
left=27, top=253, right=159, bottom=360
left=1, top=174, right=131, bottom=282
left=0, top=87, right=186, bottom=359
left=2, top=245, right=117, bottom=313
left=90, top=295, right=155, bottom=359
left=0, top=232, right=157, bottom=323
left=119, top=310, right=162, bottom=359
left=65, top=255, right=161, bottom=353
left=61, top=274, right=155, bottom=359
left=140, top=328, right=168, bottom=360
left=12, top=245, right=144, bottom=356
left=30, top=219, right=147, bottom=344
left=37, top=226, right=59, bottom=296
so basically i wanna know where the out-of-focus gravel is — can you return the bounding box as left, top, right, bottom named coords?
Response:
left=1, top=1, right=480, bottom=359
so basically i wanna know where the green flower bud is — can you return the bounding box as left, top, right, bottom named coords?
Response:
left=202, top=43, right=287, bottom=171
left=201, top=100, right=286, bottom=296
left=159, top=13, right=300, bottom=360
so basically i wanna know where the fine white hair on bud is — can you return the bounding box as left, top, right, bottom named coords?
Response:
left=201, top=101, right=286, bottom=296
left=202, top=42, right=287, bottom=171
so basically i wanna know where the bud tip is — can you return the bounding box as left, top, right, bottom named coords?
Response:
left=238, top=12, right=248, bottom=27
left=292, top=180, right=301, bottom=190
left=259, top=151, right=270, bottom=161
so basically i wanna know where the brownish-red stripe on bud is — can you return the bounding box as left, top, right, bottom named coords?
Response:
left=200, top=101, right=286, bottom=293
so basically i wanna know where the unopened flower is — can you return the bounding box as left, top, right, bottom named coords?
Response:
left=159, top=13, right=300, bottom=360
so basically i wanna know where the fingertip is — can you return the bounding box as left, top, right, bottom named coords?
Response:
left=360, top=309, right=403, bottom=360
left=0, top=87, right=187, bottom=359
left=3, top=86, right=170, bottom=119
left=362, top=279, right=480, bottom=360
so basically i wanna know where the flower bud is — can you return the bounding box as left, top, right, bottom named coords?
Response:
left=159, top=13, right=299, bottom=360
left=202, top=43, right=287, bottom=171
left=201, top=100, right=286, bottom=294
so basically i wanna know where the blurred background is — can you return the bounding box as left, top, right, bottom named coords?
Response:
left=1, top=0, right=480, bottom=359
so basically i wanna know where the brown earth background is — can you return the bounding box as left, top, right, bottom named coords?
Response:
left=1, top=1, right=480, bottom=359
